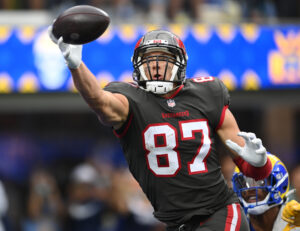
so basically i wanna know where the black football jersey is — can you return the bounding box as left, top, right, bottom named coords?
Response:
left=104, top=77, right=238, bottom=226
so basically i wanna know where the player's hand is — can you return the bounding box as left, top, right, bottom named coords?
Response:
left=282, top=200, right=300, bottom=230
left=283, top=224, right=298, bottom=231
left=225, top=132, right=267, bottom=167
left=48, top=25, right=82, bottom=69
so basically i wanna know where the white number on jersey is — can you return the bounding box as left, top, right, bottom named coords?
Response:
left=143, top=120, right=211, bottom=177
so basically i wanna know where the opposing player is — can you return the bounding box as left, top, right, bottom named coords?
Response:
left=232, top=154, right=300, bottom=231
left=49, top=27, right=272, bottom=230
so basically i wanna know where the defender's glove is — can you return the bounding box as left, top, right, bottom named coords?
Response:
left=283, top=224, right=298, bottom=231
left=282, top=200, right=300, bottom=231
left=225, top=132, right=267, bottom=167
left=48, top=26, right=82, bottom=69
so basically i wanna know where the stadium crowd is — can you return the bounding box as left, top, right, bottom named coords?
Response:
left=1, top=0, right=300, bottom=24
left=0, top=137, right=167, bottom=231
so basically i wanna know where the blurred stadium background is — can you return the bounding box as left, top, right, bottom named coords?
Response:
left=0, top=0, right=300, bottom=231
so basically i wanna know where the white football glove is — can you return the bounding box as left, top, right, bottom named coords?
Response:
left=225, top=132, right=267, bottom=167
left=48, top=26, right=82, bottom=69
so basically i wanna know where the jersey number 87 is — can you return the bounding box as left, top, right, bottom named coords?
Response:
left=143, top=119, right=211, bottom=177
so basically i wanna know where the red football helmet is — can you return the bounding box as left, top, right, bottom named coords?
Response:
left=132, top=30, right=188, bottom=94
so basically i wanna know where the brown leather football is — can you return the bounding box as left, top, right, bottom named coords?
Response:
left=52, top=5, right=110, bottom=44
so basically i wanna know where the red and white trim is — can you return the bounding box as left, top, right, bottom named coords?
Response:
left=164, top=85, right=184, bottom=99
left=216, top=105, right=228, bottom=131
left=225, top=203, right=241, bottom=231
left=113, top=113, right=133, bottom=138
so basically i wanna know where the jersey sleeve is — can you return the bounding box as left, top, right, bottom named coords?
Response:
left=104, top=81, right=129, bottom=93
left=216, top=78, right=230, bottom=107
left=207, top=78, right=230, bottom=130
left=103, top=81, right=135, bottom=137
left=215, top=78, right=230, bottom=130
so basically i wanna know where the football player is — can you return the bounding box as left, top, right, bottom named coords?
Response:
left=49, top=27, right=272, bottom=231
left=232, top=153, right=300, bottom=231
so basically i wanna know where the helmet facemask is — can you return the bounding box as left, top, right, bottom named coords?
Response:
left=232, top=154, right=289, bottom=215
left=232, top=175, right=277, bottom=215
left=132, top=31, right=187, bottom=94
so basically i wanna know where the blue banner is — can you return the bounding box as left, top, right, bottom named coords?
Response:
left=1, top=24, right=300, bottom=93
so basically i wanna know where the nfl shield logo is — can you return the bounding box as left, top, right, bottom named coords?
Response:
left=167, top=99, right=176, bottom=108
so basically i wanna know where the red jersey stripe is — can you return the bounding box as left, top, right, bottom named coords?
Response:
left=225, top=203, right=241, bottom=231
left=216, top=105, right=228, bottom=131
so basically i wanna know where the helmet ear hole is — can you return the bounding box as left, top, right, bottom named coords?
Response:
left=268, top=175, right=276, bottom=186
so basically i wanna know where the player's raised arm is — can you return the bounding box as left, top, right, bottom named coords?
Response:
left=216, top=108, right=244, bottom=157
left=48, top=28, right=129, bottom=129
left=217, top=108, right=272, bottom=180
left=71, top=63, right=129, bottom=129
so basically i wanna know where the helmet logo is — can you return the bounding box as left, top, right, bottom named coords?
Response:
left=174, top=37, right=186, bottom=51
left=167, top=99, right=176, bottom=108
left=145, top=39, right=168, bottom=45
left=134, top=38, right=143, bottom=49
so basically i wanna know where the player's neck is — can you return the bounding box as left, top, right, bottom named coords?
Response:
left=162, top=91, right=176, bottom=98
left=249, top=206, right=280, bottom=231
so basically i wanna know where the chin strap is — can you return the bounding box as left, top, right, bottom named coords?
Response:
left=247, top=200, right=281, bottom=215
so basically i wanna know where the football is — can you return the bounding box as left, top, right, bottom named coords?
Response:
left=52, top=5, right=110, bottom=44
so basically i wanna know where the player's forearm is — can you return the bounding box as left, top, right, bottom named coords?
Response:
left=70, top=64, right=114, bottom=123
left=70, top=62, right=105, bottom=107
left=70, top=63, right=129, bottom=127
left=70, top=62, right=99, bottom=93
